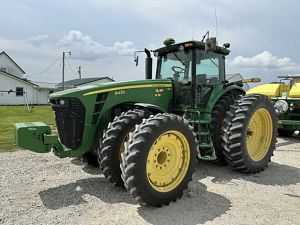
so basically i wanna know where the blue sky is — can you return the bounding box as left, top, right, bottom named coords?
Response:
left=1, top=0, right=300, bottom=86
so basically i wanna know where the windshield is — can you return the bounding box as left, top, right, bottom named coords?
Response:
left=156, top=49, right=223, bottom=85
left=157, top=49, right=192, bottom=82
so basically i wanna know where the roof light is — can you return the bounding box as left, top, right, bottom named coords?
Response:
left=184, top=43, right=193, bottom=47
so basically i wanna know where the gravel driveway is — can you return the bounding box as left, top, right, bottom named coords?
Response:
left=1, top=134, right=300, bottom=225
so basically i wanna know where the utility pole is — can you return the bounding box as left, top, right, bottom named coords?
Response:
left=78, top=66, right=82, bottom=79
left=62, top=51, right=71, bottom=90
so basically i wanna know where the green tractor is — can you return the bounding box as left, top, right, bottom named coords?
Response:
left=15, top=35, right=277, bottom=206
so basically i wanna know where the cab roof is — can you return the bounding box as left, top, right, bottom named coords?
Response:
left=154, top=40, right=230, bottom=56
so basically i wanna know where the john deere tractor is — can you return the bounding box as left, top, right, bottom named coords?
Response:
left=15, top=36, right=277, bottom=206
left=248, top=74, right=300, bottom=137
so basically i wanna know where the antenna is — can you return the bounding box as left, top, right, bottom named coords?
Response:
left=192, top=21, right=194, bottom=40
left=214, top=9, right=218, bottom=45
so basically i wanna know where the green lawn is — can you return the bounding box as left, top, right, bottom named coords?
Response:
left=0, top=105, right=57, bottom=152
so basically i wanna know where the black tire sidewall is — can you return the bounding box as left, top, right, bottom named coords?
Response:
left=241, top=95, right=277, bottom=170
left=128, top=115, right=196, bottom=205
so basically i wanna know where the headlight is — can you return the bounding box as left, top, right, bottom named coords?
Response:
left=274, top=100, right=289, bottom=114
left=59, top=99, right=65, bottom=106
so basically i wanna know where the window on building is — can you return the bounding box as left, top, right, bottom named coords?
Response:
left=0, top=68, right=6, bottom=72
left=16, top=87, right=24, bottom=96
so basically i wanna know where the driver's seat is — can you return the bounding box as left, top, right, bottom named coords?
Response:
left=196, top=74, right=207, bottom=85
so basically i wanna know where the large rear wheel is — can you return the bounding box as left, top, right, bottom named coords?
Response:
left=210, top=93, right=238, bottom=165
left=98, top=109, right=149, bottom=186
left=121, top=114, right=197, bottom=206
left=222, top=94, right=277, bottom=173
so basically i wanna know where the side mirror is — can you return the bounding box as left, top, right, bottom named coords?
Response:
left=134, top=50, right=147, bottom=66
left=134, top=55, right=139, bottom=66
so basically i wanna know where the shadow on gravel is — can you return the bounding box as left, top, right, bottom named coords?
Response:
left=193, top=157, right=300, bottom=187
left=39, top=176, right=232, bottom=224
left=138, top=180, right=232, bottom=225
left=39, top=175, right=232, bottom=224
left=276, top=135, right=300, bottom=149
left=39, top=177, right=137, bottom=210
left=70, top=158, right=103, bottom=175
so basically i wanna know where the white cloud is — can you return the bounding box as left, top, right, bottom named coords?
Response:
left=27, top=34, right=49, bottom=46
left=57, top=30, right=136, bottom=61
left=230, top=51, right=299, bottom=71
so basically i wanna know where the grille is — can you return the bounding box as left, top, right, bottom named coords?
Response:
left=51, top=98, right=86, bottom=149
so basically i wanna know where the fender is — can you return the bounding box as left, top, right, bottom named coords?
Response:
left=134, top=103, right=167, bottom=113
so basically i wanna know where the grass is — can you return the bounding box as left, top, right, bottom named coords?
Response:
left=0, top=105, right=57, bottom=152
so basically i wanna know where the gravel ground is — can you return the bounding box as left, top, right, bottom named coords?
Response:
left=1, top=134, right=300, bottom=225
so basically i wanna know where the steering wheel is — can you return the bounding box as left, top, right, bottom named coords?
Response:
left=171, top=66, right=185, bottom=81
left=171, top=66, right=184, bottom=73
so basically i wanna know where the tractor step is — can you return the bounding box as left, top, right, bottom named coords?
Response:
left=198, top=143, right=213, bottom=148
left=192, top=120, right=211, bottom=124
left=194, top=131, right=210, bottom=136
left=197, top=154, right=217, bottom=161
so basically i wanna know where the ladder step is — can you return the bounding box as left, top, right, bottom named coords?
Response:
left=198, top=143, right=213, bottom=148
left=198, top=155, right=217, bottom=161
left=191, top=120, right=211, bottom=124
left=195, top=132, right=210, bottom=136
left=200, top=132, right=210, bottom=135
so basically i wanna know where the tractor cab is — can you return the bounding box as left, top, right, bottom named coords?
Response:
left=153, top=38, right=229, bottom=108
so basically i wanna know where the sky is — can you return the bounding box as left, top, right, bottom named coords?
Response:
left=1, top=0, right=300, bottom=87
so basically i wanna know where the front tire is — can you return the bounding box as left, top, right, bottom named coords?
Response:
left=98, top=109, right=149, bottom=186
left=222, top=94, right=277, bottom=173
left=121, top=114, right=197, bottom=206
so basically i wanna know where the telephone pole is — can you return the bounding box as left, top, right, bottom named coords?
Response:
left=62, top=51, right=71, bottom=90
left=78, top=66, right=82, bottom=79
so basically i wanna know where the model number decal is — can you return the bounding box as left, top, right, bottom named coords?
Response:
left=115, top=90, right=125, bottom=95
left=155, top=88, right=164, bottom=97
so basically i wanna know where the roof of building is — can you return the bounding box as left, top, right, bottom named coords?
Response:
left=0, top=51, right=26, bottom=74
left=0, top=70, right=38, bottom=87
left=33, top=82, right=58, bottom=89
left=56, top=77, right=114, bottom=88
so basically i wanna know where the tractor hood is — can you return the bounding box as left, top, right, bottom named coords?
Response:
left=49, top=79, right=173, bottom=99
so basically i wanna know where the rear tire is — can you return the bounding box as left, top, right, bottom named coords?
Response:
left=121, top=114, right=197, bottom=206
left=222, top=94, right=277, bottom=173
left=210, top=93, right=238, bottom=165
left=98, top=109, right=149, bottom=186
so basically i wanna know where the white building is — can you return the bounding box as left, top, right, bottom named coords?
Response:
left=0, top=51, right=115, bottom=105
left=0, top=51, right=57, bottom=105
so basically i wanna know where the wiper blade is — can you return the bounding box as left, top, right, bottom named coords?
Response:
left=173, top=52, right=185, bottom=66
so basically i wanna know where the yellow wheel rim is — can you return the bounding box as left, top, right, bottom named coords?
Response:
left=119, top=128, right=135, bottom=162
left=146, top=130, right=190, bottom=192
left=246, top=108, right=273, bottom=161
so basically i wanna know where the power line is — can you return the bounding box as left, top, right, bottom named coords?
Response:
left=27, top=57, right=61, bottom=77
left=65, top=56, right=77, bottom=75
